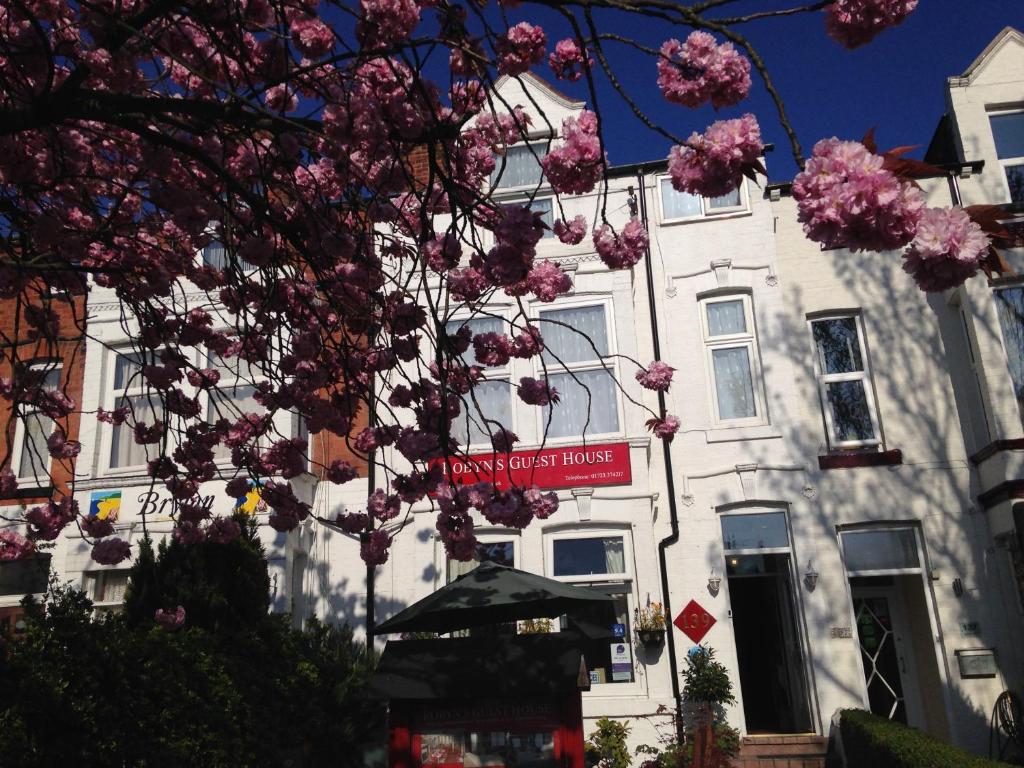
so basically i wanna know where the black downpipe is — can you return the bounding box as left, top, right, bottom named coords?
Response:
left=634, top=172, right=684, bottom=734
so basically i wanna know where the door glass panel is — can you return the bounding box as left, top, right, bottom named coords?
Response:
left=853, top=595, right=907, bottom=723
left=826, top=380, right=875, bottom=441
left=721, top=512, right=789, bottom=551
left=842, top=529, right=920, bottom=573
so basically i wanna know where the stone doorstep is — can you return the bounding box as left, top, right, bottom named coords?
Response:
left=731, top=760, right=826, bottom=768
left=737, top=735, right=829, bottom=759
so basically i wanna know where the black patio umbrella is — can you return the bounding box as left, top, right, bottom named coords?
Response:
left=371, top=561, right=617, bottom=635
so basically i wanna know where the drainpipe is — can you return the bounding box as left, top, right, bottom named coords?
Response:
left=632, top=172, right=684, bottom=736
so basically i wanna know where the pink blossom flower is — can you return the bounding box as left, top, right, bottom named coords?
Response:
left=473, top=331, right=514, bottom=366
left=511, top=325, right=544, bottom=359
left=553, top=216, right=587, bottom=245
left=593, top=218, right=649, bottom=269
left=326, top=459, right=359, bottom=484
left=368, top=489, right=401, bottom=521
left=792, top=138, right=924, bottom=252
left=186, top=368, right=221, bottom=389
left=26, top=503, right=68, bottom=541
left=361, top=529, right=391, bottom=566
left=437, top=507, right=477, bottom=561
left=902, top=207, right=990, bottom=292
left=447, top=266, right=489, bottom=302
left=524, top=487, right=559, bottom=519
left=668, top=115, right=763, bottom=198
left=82, top=515, right=115, bottom=538
left=91, top=537, right=131, bottom=565
left=206, top=516, right=242, bottom=544
left=155, top=605, right=186, bottom=630
left=646, top=415, right=681, bottom=441
left=548, top=39, right=592, bottom=82
left=173, top=521, right=205, bottom=545
left=357, top=0, right=420, bottom=48
left=482, top=489, right=532, bottom=528
left=491, top=428, right=518, bottom=452
left=495, top=23, right=547, bottom=76
left=291, top=17, right=335, bottom=58
left=517, top=377, right=559, bottom=406
left=422, top=233, right=462, bottom=273
left=226, top=477, right=252, bottom=498
left=826, top=0, right=918, bottom=49
left=636, top=361, right=675, bottom=392
left=0, top=530, right=33, bottom=561
left=525, top=261, right=572, bottom=302
left=657, top=32, right=751, bottom=109
left=541, top=111, right=605, bottom=195
left=0, top=469, right=16, bottom=496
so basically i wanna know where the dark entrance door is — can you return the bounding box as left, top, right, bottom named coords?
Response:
left=853, top=593, right=908, bottom=723
left=728, top=553, right=812, bottom=734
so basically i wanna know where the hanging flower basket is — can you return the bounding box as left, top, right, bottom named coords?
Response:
left=637, top=628, right=666, bottom=647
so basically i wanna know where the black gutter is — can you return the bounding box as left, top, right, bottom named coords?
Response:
left=633, top=170, right=684, bottom=735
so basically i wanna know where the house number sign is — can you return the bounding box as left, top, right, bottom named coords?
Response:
left=674, top=599, right=716, bottom=643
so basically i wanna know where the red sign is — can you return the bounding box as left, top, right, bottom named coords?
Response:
left=429, top=442, right=632, bottom=491
left=674, top=600, right=716, bottom=644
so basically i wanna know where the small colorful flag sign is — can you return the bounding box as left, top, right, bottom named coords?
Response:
left=234, top=481, right=266, bottom=515
left=88, top=490, right=122, bottom=521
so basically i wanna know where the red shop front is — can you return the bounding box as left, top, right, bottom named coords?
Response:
left=371, top=635, right=590, bottom=768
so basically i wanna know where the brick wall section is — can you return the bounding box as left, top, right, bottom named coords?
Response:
left=0, top=284, right=88, bottom=504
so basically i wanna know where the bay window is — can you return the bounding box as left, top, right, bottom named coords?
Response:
left=659, top=177, right=746, bottom=221
left=990, top=110, right=1024, bottom=204
left=109, top=353, right=164, bottom=469
left=809, top=314, right=881, bottom=449
left=700, top=295, right=765, bottom=425
left=547, top=531, right=634, bottom=686
left=13, top=363, right=62, bottom=485
left=537, top=304, right=619, bottom=440
left=446, top=316, right=513, bottom=448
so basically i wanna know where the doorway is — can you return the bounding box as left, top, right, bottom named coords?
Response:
left=727, top=553, right=813, bottom=733
left=721, top=511, right=814, bottom=735
left=841, top=528, right=951, bottom=740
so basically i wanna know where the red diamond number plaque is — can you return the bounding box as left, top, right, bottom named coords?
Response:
left=674, top=599, right=716, bottom=644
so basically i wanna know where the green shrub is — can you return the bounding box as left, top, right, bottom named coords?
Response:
left=840, top=709, right=1008, bottom=767
left=586, top=717, right=632, bottom=768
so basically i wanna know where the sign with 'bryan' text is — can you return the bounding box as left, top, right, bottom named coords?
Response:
left=430, top=442, right=632, bottom=491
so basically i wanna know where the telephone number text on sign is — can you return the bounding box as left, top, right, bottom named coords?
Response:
left=429, top=442, right=633, bottom=491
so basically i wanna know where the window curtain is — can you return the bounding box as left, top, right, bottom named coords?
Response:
left=540, top=306, right=608, bottom=364
left=706, top=300, right=746, bottom=336
left=660, top=179, right=701, bottom=219
left=18, top=412, right=53, bottom=479
left=995, top=288, right=1024, bottom=419
left=455, top=379, right=510, bottom=445
left=706, top=188, right=741, bottom=209
left=711, top=347, right=756, bottom=419
left=547, top=370, right=618, bottom=438
left=111, top=396, right=164, bottom=468
left=492, top=144, right=546, bottom=188
left=602, top=537, right=625, bottom=573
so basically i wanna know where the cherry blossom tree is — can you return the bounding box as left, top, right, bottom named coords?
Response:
left=0, top=0, right=1014, bottom=568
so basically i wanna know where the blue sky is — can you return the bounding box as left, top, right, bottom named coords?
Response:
left=525, top=0, right=1022, bottom=181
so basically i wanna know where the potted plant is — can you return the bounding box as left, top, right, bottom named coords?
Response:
left=634, top=602, right=666, bottom=646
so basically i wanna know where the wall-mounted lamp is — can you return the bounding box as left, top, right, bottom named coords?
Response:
left=707, top=570, right=722, bottom=595
left=804, top=562, right=819, bottom=591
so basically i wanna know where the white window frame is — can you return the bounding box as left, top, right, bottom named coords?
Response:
left=11, top=361, right=62, bottom=487
left=445, top=312, right=515, bottom=450
left=699, top=294, right=767, bottom=428
left=544, top=528, right=640, bottom=693
left=533, top=299, right=623, bottom=444
left=989, top=108, right=1024, bottom=205
left=103, top=349, right=165, bottom=474
left=657, top=175, right=749, bottom=224
left=491, top=140, right=550, bottom=193
left=808, top=313, right=882, bottom=451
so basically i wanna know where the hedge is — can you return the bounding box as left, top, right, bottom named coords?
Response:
left=839, top=709, right=1009, bottom=767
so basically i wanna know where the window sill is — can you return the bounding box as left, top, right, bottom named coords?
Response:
left=818, top=449, right=902, bottom=471
left=705, top=424, right=780, bottom=444
left=659, top=208, right=752, bottom=227
left=0, top=484, right=54, bottom=501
